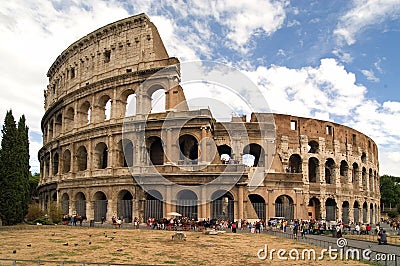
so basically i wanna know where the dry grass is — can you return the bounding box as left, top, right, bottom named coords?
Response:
left=0, top=226, right=368, bottom=265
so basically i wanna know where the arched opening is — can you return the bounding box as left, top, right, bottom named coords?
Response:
left=48, top=120, right=54, bottom=140
left=342, top=201, right=350, bottom=224
left=64, top=107, right=74, bottom=132
left=117, top=190, right=133, bottom=222
left=217, top=144, right=232, bottom=164
left=93, top=191, right=107, bottom=222
left=145, top=190, right=163, bottom=220
left=53, top=152, right=59, bottom=175
left=308, top=197, right=321, bottom=220
left=243, top=143, right=264, bottom=167
left=116, top=139, right=133, bottom=167
left=176, top=190, right=198, bottom=219
left=308, top=157, right=319, bottom=183
left=211, top=191, right=234, bottom=221
left=275, top=195, right=294, bottom=220
left=353, top=201, right=360, bottom=223
left=248, top=194, right=266, bottom=221
left=150, top=88, right=166, bottom=113
left=361, top=152, right=367, bottom=163
left=94, top=142, right=108, bottom=169
left=79, top=101, right=91, bottom=125
left=179, top=134, right=198, bottom=165
left=325, top=158, right=335, bottom=184
left=55, top=113, right=62, bottom=136
left=325, top=198, right=337, bottom=221
left=76, top=146, right=88, bottom=171
left=147, top=136, right=164, bottom=165
left=362, top=167, right=367, bottom=190
left=370, top=203, right=374, bottom=224
left=340, top=160, right=349, bottom=183
left=75, top=192, right=86, bottom=217
left=98, top=95, right=112, bottom=121
left=363, top=202, right=368, bottom=224
left=352, top=163, right=359, bottom=183
left=61, top=193, right=69, bottom=215
left=288, top=154, right=302, bottom=173
left=369, top=169, right=374, bottom=192
left=44, top=154, right=50, bottom=178
left=62, top=149, right=71, bottom=173
left=123, top=90, right=136, bottom=117
left=308, top=140, right=319, bottom=153
left=51, top=191, right=57, bottom=202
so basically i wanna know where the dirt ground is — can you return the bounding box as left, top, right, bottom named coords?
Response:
left=0, top=226, right=367, bottom=265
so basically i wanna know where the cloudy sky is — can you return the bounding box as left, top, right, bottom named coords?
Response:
left=1, top=0, right=400, bottom=175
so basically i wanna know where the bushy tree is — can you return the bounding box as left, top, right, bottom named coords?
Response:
left=0, top=110, right=30, bottom=225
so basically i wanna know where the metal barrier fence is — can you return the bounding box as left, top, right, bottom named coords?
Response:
left=264, top=229, right=400, bottom=265
left=346, top=233, right=400, bottom=246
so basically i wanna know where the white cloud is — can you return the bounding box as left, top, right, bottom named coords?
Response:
left=361, top=69, right=380, bottom=82
left=334, top=0, right=400, bottom=45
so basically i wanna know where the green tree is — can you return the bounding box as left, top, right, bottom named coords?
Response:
left=0, top=110, right=30, bottom=225
left=380, top=175, right=400, bottom=212
left=28, top=172, right=40, bottom=201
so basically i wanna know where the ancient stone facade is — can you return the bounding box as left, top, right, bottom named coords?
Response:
left=38, top=13, right=380, bottom=224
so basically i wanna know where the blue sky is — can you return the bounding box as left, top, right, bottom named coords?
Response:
left=0, top=0, right=400, bottom=175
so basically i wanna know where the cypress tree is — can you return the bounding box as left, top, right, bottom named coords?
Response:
left=0, top=111, right=30, bottom=225
left=0, top=110, right=19, bottom=225
left=17, top=115, right=30, bottom=220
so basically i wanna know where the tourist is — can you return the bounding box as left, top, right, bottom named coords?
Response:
left=231, top=221, right=237, bottom=233
left=378, top=230, right=387, bottom=245
left=293, top=220, right=299, bottom=240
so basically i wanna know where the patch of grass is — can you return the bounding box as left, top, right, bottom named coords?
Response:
left=88, top=246, right=102, bottom=250
left=191, top=260, right=205, bottom=265
left=48, top=239, right=64, bottom=243
left=155, top=253, right=165, bottom=256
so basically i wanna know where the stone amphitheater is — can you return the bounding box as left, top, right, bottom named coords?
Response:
left=38, top=13, right=380, bottom=224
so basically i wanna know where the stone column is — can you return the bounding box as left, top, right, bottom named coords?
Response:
left=200, top=187, right=207, bottom=219
left=200, top=126, right=207, bottom=164
left=238, top=186, right=244, bottom=221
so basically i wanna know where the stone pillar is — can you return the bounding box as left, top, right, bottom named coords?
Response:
left=200, top=126, right=207, bottom=164
left=200, top=187, right=207, bottom=219
left=165, top=128, right=172, bottom=164
left=87, top=201, right=94, bottom=221
left=238, top=186, right=244, bottom=221
left=348, top=205, right=354, bottom=224
left=320, top=197, right=326, bottom=220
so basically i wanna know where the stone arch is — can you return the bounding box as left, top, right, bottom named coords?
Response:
left=288, top=154, right=302, bottom=173
left=210, top=190, right=234, bottom=221
left=361, top=152, right=367, bottom=164
left=64, top=106, right=74, bottom=132
left=275, top=195, right=294, bottom=220
left=78, top=101, right=91, bottom=125
left=146, top=84, right=166, bottom=114
left=76, top=145, right=88, bottom=171
left=243, top=143, right=265, bottom=167
left=308, top=140, right=319, bottom=153
left=179, top=134, right=199, bottom=164
left=55, top=113, right=62, bottom=136
left=117, top=190, right=133, bottom=222
left=74, top=192, right=86, bottom=217
left=121, top=89, right=136, bottom=117
left=325, top=198, right=337, bottom=221
left=61, top=193, right=69, bottom=215
left=63, top=149, right=71, bottom=173
left=217, top=144, right=232, bottom=164
left=98, top=94, right=112, bottom=121
left=308, top=197, right=321, bottom=220
left=52, top=152, right=59, bottom=175
left=353, top=201, right=360, bottom=223
left=308, top=157, right=319, bottom=183
left=362, top=167, right=367, bottom=190
left=340, top=160, right=349, bottom=183
left=93, top=191, right=108, bottom=222
left=342, top=201, right=350, bottom=224
left=116, top=139, right=133, bottom=167
left=369, top=168, right=374, bottom=192
left=362, top=202, right=368, bottom=223
left=325, top=158, right=335, bottom=184
left=145, top=190, right=163, bottom=220
left=352, top=162, right=359, bottom=183
left=51, top=191, right=57, bottom=202
left=147, top=136, right=164, bottom=165
left=176, top=189, right=198, bottom=219
left=248, top=194, right=266, bottom=221
left=94, top=142, right=108, bottom=169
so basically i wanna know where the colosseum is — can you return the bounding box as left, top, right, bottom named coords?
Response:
left=38, top=13, right=380, bottom=225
